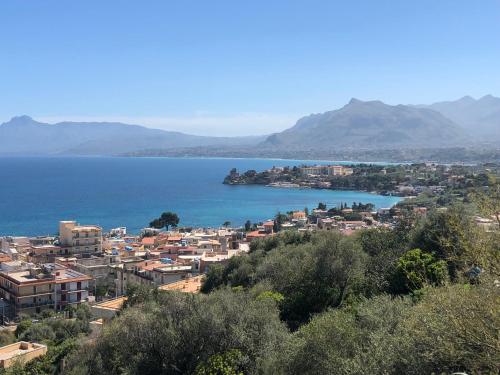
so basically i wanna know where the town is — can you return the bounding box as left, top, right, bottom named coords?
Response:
left=0, top=162, right=498, bottom=371
left=224, top=162, right=499, bottom=198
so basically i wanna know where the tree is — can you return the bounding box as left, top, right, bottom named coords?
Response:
left=317, top=202, right=327, bottom=210
left=222, top=221, right=231, bottom=228
left=412, top=205, right=476, bottom=279
left=244, top=220, right=252, bottom=232
left=275, top=295, right=413, bottom=375
left=401, top=281, right=500, bottom=374
left=391, top=249, right=448, bottom=293
left=257, top=232, right=367, bottom=328
left=65, top=290, right=288, bottom=375
left=273, top=212, right=288, bottom=233
left=472, top=177, right=500, bottom=226
left=201, top=264, right=225, bottom=293
left=195, top=349, right=244, bottom=375
left=149, top=211, right=180, bottom=230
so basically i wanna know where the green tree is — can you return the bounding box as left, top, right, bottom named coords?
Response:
left=244, top=220, right=252, bottom=232
left=401, top=281, right=500, bottom=374
left=201, top=264, right=225, bottom=293
left=195, top=349, right=244, bottom=375
left=274, top=295, right=413, bottom=375
left=391, top=249, right=448, bottom=293
left=472, top=175, right=500, bottom=226
left=257, top=232, right=367, bottom=328
left=412, top=205, right=478, bottom=280
left=149, top=211, right=180, bottom=230
left=65, top=290, right=287, bottom=375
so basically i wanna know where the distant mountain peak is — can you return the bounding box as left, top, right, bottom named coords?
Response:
left=261, top=98, right=466, bottom=150
left=346, top=98, right=385, bottom=107
left=458, top=95, right=475, bottom=102
left=3, top=115, right=38, bottom=127
left=10, top=115, right=34, bottom=122
left=479, top=94, right=497, bottom=102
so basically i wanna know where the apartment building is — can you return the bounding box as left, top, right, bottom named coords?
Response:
left=59, top=221, right=102, bottom=256
left=300, top=165, right=354, bottom=176
left=113, top=259, right=192, bottom=295
left=0, top=263, right=91, bottom=316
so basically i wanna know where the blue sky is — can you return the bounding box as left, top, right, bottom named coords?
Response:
left=1, top=0, right=499, bottom=136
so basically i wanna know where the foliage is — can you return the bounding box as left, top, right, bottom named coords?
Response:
left=274, top=295, right=413, bottom=375
left=149, top=211, right=180, bottom=230
left=0, top=330, right=15, bottom=346
left=123, top=283, right=160, bottom=308
left=256, top=290, right=284, bottom=304
left=65, top=290, right=288, bottom=375
left=391, top=248, right=448, bottom=293
left=15, top=319, right=32, bottom=338
left=273, top=280, right=500, bottom=375
left=412, top=204, right=488, bottom=279
left=401, top=280, right=500, bottom=374
left=194, top=349, right=244, bottom=375
left=244, top=220, right=252, bottom=231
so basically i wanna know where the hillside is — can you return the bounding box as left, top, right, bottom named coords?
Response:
left=0, top=116, right=265, bottom=155
left=418, top=95, right=500, bottom=140
left=261, top=99, right=467, bottom=150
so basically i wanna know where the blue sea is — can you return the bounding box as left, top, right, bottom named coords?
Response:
left=0, top=157, right=401, bottom=236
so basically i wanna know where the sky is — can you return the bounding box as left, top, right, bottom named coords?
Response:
left=1, top=0, right=500, bottom=136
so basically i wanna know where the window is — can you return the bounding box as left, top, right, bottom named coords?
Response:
left=77, top=282, right=81, bottom=290
left=33, top=286, right=37, bottom=294
left=61, top=283, right=66, bottom=291
left=77, top=292, right=81, bottom=300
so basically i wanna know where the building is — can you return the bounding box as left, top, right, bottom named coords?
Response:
left=0, top=342, right=47, bottom=369
left=91, top=296, right=126, bottom=320
left=27, top=245, right=63, bottom=264
left=59, top=221, right=102, bottom=256
left=0, top=263, right=91, bottom=316
left=300, top=165, right=354, bottom=177
left=59, top=254, right=119, bottom=292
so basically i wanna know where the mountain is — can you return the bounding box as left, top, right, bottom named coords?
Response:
left=0, top=116, right=265, bottom=155
left=418, top=95, right=500, bottom=140
left=261, top=99, right=467, bottom=150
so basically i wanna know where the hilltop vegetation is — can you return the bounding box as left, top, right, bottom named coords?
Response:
left=4, top=178, right=498, bottom=375
left=60, top=182, right=500, bottom=375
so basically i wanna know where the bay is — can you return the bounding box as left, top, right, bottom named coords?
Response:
left=0, top=157, right=401, bottom=236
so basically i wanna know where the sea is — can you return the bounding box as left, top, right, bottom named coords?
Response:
left=0, top=157, right=401, bottom=236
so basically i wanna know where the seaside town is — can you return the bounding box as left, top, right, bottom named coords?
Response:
left=0, top=162, right=498, bottom=371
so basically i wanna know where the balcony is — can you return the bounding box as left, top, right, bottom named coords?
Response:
left=19, top=301, right=54, bottom=309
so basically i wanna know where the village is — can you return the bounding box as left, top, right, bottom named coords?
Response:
left=0, top=162, right=498, bottom=369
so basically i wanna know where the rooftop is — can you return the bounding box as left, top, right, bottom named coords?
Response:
left=93, top=296, right=126, bottom=311
left=0, top=341, right=47, bottom=368
left=159, top=275, right=203, bottom=293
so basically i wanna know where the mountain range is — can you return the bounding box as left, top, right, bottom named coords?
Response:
left=1, top=95, right=498, bottom=156
left=416, top=95, right=500, bottom=139
left=261, top=98, right=467, bottom=150
left=0, top=116, right=265, bottom=155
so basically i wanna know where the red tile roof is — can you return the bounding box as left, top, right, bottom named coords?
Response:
left=141, top=237, right=156, bottom=245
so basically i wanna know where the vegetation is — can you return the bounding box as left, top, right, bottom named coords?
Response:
left=9, top=178, right=500, bottom=374
left=149, top=211, right=180, bottom=230
left=0, top=305, right=92, bottom=375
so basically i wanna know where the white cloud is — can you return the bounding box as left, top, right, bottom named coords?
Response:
left=36, top=112, right=299, bottom=137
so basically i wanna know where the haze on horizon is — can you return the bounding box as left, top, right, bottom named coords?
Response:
left=1, top=0, right=499, bottom=136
